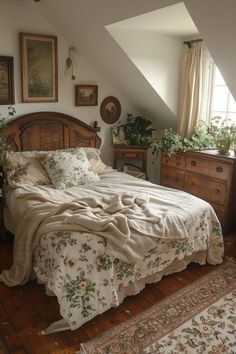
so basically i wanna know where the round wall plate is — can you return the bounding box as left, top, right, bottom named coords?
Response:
left=100, top=96, right=121, bottom=124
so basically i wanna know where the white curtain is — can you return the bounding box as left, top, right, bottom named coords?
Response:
left=177, top=42, right=203, bottom=138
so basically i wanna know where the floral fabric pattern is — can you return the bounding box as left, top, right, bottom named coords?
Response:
left=5, top=151, right=51, bottom=188
left=33, top=205, right=223, bottom=330
left=39, top=148, right=100, bottom=189
left=77, top=261, right=236, bottom=354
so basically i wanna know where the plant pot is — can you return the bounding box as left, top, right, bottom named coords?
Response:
left=217, top=138, right=230, bottom=154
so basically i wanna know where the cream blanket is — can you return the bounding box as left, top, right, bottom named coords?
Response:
left=0, top=190, right=190, bottom=286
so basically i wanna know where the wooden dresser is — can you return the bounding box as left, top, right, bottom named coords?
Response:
left=160, top=150, right=236, bottom=234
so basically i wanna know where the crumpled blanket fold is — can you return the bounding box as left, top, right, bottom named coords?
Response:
left=0, top=190, right=190, bottom=286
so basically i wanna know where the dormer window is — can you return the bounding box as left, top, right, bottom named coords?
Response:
left=201, top=51, right=236, bottom=125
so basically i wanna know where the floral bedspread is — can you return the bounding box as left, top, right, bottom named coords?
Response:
left=31, top=172, right=224, bottom=330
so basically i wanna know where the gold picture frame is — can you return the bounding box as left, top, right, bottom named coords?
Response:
left=0, top=56, right=14, bottom=105
left=75, top=85, right=98, bottom=106
left=20, top=33, right=58, bottom=103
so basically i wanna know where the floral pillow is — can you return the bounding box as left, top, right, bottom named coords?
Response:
left=5, top=151, right=51, bottom=188
left=39, top=148, right=100, bottom=189
left=83, top=147, right=113, bottom=174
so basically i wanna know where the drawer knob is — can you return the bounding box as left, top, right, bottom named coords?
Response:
left=191, top=160, right=197, bottom=167
left=216, top=166, right=223, bottom=173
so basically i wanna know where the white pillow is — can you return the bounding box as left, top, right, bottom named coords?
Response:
left=39, top=148, right=100, bottom=189
left=83, top=147, right=113, bottom=174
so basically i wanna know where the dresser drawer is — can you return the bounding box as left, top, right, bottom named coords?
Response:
left=160, top=165, right=184, bottom=190
left=184, top=173, right=228, bottom=205
left=209, top=162, right=231, bottom=181
left=116, top=151, right=145, bottom=159
left=162, top=153, right=185, bottom=169
left=186, top=157, right=209, bottom=175
left=186, top=156, right=231, bottom=181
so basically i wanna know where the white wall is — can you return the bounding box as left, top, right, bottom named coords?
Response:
left=0, top=0, right=137, bottom=168
left=106, top=28, right=182, bottom=116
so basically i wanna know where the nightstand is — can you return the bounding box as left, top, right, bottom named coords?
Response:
left=122, top=163, right=146, bottom=179
left=113, top=145, right=148, bottom=178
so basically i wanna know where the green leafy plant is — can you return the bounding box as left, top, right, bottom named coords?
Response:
left=209, top=116, right=236, bottom=154
left=152, top=118, right=236, bottom=158
left=122, top=114, right=155, bottom=146
left=152, top=120, right=219, bottom=157
left=0, top=106, right=15, bottom=161
left=0, top=106, right=16, bottom=188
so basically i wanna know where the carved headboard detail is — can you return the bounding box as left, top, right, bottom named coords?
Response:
left=3, top=111, right=101, bottom=151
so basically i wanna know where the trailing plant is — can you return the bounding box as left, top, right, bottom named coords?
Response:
left=152, top=119, right=231, bottom=157
left=0, top=105, right=15, bottom=161
left=0, top=106, right=16, bottom=187
left=122, top=114, right=155, bottom=146
left=153, top=117, right=236, bottom=158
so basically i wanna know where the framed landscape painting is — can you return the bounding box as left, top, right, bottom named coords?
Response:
left=20, top=33, right=58, bottom=103
left=75, top=85, right=98, bottom=106
left=0, top=56, right=14, bottom=105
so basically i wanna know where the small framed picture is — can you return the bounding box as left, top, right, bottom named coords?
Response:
left=0, top=56, right=14, bottom=105
left=112, top=126, right=126, bottom=144
left=20, top=32, right=58, bottom=103
left=75, top=85, right=98, bottom=106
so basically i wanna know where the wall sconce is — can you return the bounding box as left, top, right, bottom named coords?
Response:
left=65, top=47, right=77, bottom=81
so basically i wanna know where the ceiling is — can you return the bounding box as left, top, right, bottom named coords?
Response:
left=27, top=0, right=236, bottom=129
left=106, top=2, right=198, bottom=37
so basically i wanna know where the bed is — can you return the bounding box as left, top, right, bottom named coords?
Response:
left=0, top=112, right=224, bottom=334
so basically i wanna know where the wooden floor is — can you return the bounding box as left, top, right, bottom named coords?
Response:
left=0, top=233, right=235, bottom=354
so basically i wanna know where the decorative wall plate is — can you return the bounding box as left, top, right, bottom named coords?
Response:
left=100, top=96, right=121, bottom=124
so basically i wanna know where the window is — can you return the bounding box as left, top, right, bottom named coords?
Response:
left=200, top=48, right=236, bottom=126
left=210, top=65, right=236, bottom=124
left=199, top=47, right=236, bottom=125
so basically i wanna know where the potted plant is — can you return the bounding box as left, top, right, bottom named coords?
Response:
left=122, top=114, right=155, bottom=146
left=210, top=116, right=234, bottom=154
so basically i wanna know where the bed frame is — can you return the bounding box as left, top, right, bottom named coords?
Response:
left=3, top=111, right=101, bottom=152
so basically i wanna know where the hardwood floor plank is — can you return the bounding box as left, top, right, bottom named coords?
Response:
left=3, top=291, right=39, bottom=331
left=141, top=283, right=166, bottom=304
left=24, top=280, right=61, bottom=323
left=155, top=277, right=185, bottom=295
left=81, top=307, right=129, bottom=338
left=18, top=322, right=79, bottom=354
left=0, top=321, right=25, bottom=354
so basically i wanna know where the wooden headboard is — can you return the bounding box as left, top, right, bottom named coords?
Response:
left=3, top=111, right=101, bottom=151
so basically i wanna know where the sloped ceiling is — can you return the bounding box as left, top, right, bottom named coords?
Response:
left=27, top=0, right=236, bottom=129
left=106, top=3, right=198, bottom=120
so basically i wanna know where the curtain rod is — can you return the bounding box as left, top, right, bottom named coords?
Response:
left=183, top=38, right=203, bottom=48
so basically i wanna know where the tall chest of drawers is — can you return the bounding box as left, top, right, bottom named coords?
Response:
left=160, top=150, right=236, bottom=234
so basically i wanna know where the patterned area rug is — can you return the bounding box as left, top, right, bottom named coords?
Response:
left=78, top=260, right=236, bottom=354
